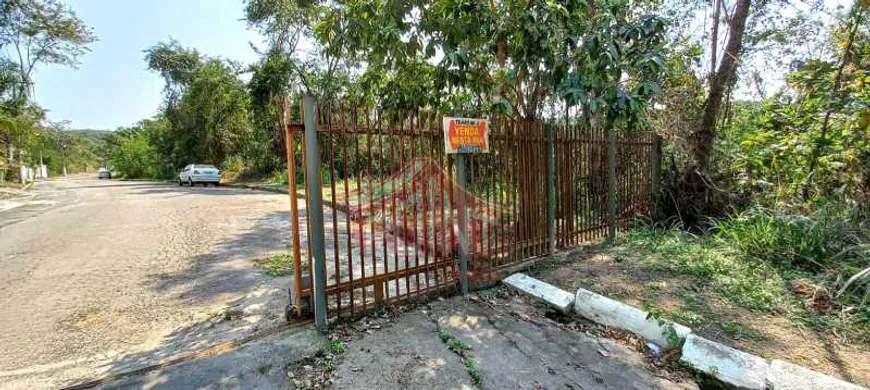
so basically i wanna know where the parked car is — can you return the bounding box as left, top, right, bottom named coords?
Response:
left=178, top=164, right=221, bottom=186
left=97, top=168, right=112, bottom=179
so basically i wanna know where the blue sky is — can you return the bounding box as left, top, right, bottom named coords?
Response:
left=31, top=0, right=264, bottom=130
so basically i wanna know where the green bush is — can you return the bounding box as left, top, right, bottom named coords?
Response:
left=715, top=205, right=868, bottom=271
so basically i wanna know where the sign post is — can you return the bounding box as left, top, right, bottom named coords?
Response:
left=443, top=117, right=490, bottom=297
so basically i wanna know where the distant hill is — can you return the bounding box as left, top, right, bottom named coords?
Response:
left=68, top=129, right=112, bottom=145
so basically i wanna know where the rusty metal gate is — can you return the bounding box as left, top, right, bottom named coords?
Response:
left=282, top=99, right=660, bottom=320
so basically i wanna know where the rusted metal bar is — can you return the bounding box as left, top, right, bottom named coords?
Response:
left=376, top=108, right=389, bottom=301
left=421, top=110, right=432, bottom=291
left=389, top=111, right=401, bottom=299
left=399, top=110, right=411, bottom=300
left=364, top=107, right=380, bottom=305
left=283, top=99, right=304, bottom=317
left=326, top=106, right=340, bottom=315
left=353, top=106, right=367, bottom=313
left=339, top=104, right=355, bottom=315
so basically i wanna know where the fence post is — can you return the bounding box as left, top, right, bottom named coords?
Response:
left=302, top=96, right=328, bottom=331
left=651, top=135, right=662, bottom=216
left=546, top=123, right=556, bottom=254
left=455, top=154, right=469, bottom=297
left=607, top=126, right=617, bottom=244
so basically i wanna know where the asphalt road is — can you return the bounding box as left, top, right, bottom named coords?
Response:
left=0, top=177, right=296, bottom=389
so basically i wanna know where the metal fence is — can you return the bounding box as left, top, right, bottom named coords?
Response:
left=283, top=99, right=661, bottom=321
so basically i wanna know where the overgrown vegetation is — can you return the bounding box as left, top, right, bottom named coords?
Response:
left=619, top=220, right=869, bottom=343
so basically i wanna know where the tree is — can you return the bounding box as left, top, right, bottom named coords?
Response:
left=0, top=0, right=96, bottom=100
left=144, top=41, right=252, bottom=169
left=690, top=0, right=751, bottom=173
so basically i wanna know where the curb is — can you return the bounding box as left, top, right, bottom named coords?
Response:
left=223, top=183, right=289, bottom=194
left=503, top=272, right=867, bottom=390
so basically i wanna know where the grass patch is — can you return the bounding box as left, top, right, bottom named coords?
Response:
left=253, top=253, right=293, bottom=277
left=620, top=225, right=795, bottom=313
left=257, top=364, right=272, bottom=375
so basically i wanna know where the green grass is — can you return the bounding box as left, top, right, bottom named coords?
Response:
left=253, top=253, right=294, bottom=277
left=620, top=225, right=794, bottom=313
left=621, top=218, right=870, bottom=343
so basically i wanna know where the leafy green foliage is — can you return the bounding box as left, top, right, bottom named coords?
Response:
left=715, top=205, right=869, bottom=271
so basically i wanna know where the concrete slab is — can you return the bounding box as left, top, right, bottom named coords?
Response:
left=680, top=334, right=768, bottom=390
left=330, top=311, right=474, bottom=390
left=767, top=360, right=867, bottom=390
left=574, top=287, right=691, bottom=348
left=426, top=297, right=694, bottom=389
left=503, top=273, right=574, bottom=312
left=103, top=326, right=323, bottom=390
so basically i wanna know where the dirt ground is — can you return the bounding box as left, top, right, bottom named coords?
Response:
left=288, top=291, right=699, bottom=390
left=534, top=248, right=870, bottom=387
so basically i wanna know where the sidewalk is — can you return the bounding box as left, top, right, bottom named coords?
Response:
left=328, top=292, right=696, bottom=390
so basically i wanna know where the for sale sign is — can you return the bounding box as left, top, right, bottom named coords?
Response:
left=443, top=117, right=490, bottom=154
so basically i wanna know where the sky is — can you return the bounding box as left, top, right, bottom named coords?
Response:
left=31, top=0, right=265, bottom=131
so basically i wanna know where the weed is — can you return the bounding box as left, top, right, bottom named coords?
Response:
left=257, top=364, right=272, bottom=375
left=323, top=360, right=336, bottom=371
left=671, top=310, right=707, bottom=329
left=533, top=298, right=549, bottom=310
left=220, top=309, right=244, bottom=322
left=435, top=322, right=483, bottom=389
left=329, top=340, right=347, bottom=354
left=447, top=338, right=469, bottom=354
left=253, top=253, right=293, bottom=277
left=315, top=343, right=328, bottom=357
left=645, top=306, right=682, bottom=348
left=437, top=323, right=452, bottom=342
left=463, top=357, right=484, bottom=388
left=722, top=322, right=765, bottom=341
left=477, top=290, right=499, bottom=300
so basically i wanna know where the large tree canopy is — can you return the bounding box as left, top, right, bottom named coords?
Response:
left=245, top=0, right=668, bottom=126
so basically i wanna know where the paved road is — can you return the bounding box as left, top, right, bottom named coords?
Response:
left=0, top=177, right=296, bottom=389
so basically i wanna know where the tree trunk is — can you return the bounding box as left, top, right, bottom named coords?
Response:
left=692, top=0, right=750, bottom=172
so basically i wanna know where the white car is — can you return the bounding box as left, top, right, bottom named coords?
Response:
left=179, top=164, right=221, bottom=186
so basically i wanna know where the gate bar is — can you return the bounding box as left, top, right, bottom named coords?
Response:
left=455, top=153, right=469, bottom=297
left=303, top=96, right=328, bottom=330
left=546, top=123, right=556, bottom=254
left=283, top=100, right=304, bottom=317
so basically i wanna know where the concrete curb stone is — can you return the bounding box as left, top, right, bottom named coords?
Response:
left=503, top=273, right=574, bottom=313
left=502, top=272, right=869, bottom=390
left=573, top=287, right=691, bottom=348
left=680, top=334, right=769, bottom=389
left=767, top=359, right=867, bottom=390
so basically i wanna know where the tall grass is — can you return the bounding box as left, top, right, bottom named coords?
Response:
left=713, top=205, right=870, bottom=331
left=714, top=205, right=869, bottom=271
